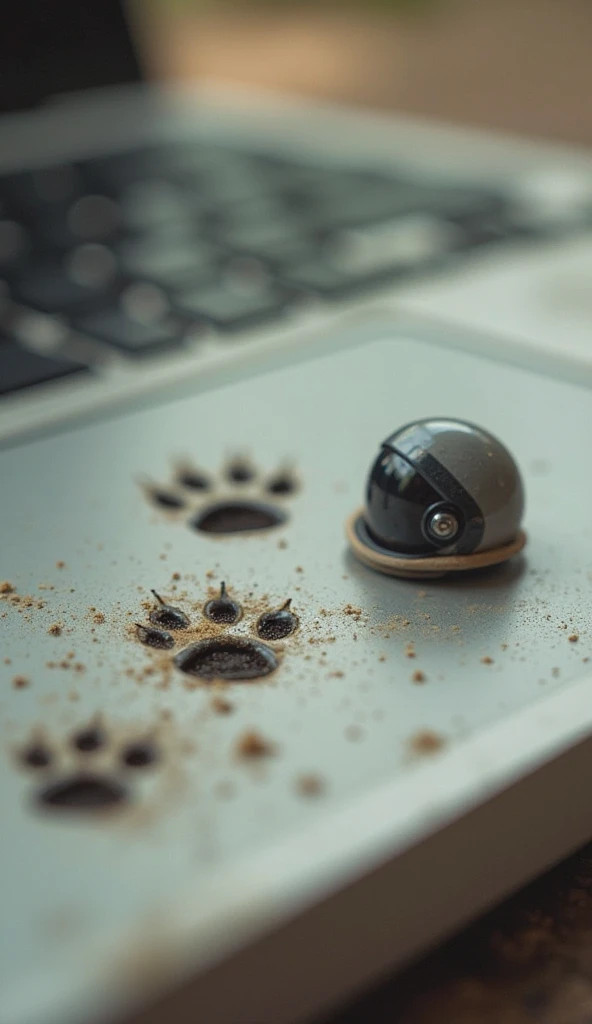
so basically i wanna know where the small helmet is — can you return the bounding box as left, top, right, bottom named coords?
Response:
left=364, top=418, right=524, bottom=558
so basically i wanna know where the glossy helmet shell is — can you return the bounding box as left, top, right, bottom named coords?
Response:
left=365, top=419, right=524, bottom=557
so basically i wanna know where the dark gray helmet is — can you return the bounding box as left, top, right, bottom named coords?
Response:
left=365, top=418, right=524, bottom=557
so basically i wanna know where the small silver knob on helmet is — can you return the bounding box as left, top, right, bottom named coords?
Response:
left=424, top=508, right=460, bottom=544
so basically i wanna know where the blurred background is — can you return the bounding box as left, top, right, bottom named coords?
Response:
left=133, top=0, right=592, bottom=146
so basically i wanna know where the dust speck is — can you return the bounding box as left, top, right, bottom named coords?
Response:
left=211, top=695, right=234, bottom=715
left=296, top=774, right=324, bottom=797
left=410, top=730, right=445, bottom=755
left=235, top=730, right=275, bottom=760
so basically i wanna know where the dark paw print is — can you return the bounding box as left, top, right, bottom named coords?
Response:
left=136, top=584, right=298, bottom=681
left=142, top=455, right=299, bottom=535
left=18, top=723, right=159, bottom=815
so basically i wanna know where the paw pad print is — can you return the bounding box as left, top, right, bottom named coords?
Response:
left=136, top=583, right=298, bottom=681
left=141, top=455, right=299, bottom=535
left=18, top=722, right=159, bottom=815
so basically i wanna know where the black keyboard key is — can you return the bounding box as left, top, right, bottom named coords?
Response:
left=66, top=244, right=118, bottom=290
left=280, top=172, right=410, bottom=221
left=179, top=156, right=270, bottom=205
left=504, top=184, right=592, bottom=236
left=174, top=280, right=286, bottom=331
left=258, top=158, right=341, bottom=187
left=119, top=283, right=170, bottom=323
left=67, top=195, right=121, bottom=240
left=166, top=140, right=245, bottom=171
left=435, top=187, right=507, bottom=220
left=13, top=260, right=116, bottom=313
left=273, top=164, right=360, bottom=204
left=280, top=252, right=415, bottom=297
left=85, top=144, right=235, bottom=196
left=318, top=186, right=438, bottom=229
left=118, top=181, right=193, bottom=232
left=327, top=215, right=461, bottom=276
left=8, top=308, right=70, bottom=349
left=279, top=258, right=380, bottom=296
left=216, top=219, right=324, bottom=266
left=0, top=220, right=30, bottom=271
left=0, top=340, right=88, bottom=396
left=212, top=196, right=298, bottom=234
left=118, top=238, right=219, bottom=289
left=36, top=195, right=122, bottom=250
left=75, top=307, right=185, bottom=355
left=451, top=218, right=515, bottom=251
left=82, top=146, right=181, bottom=191
left=0, top=164, right=84, bottom=216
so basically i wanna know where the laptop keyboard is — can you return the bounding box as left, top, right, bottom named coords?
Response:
left=0, top=337, right=88, bottom=394
left=0, top=138, right=587, bottom=398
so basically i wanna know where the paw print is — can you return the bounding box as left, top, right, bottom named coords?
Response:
left=18, top=721, right=160, bottom=815
left=136, top=584, right=299, bottom=681
left=141, top=455, right=299, bottom=536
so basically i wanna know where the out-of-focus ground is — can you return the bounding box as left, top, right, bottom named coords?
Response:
left=136, top=0, right=592, bottom=145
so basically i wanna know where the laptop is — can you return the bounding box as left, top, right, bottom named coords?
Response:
left=3, top=0, right=592, bottom=450
left=3, top=5, right=592, bottom=1024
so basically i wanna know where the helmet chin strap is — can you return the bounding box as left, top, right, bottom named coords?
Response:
left=387, top=447, right=485, bottom=556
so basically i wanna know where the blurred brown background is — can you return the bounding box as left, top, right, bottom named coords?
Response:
left=136, top=0, right=592, bottom=146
